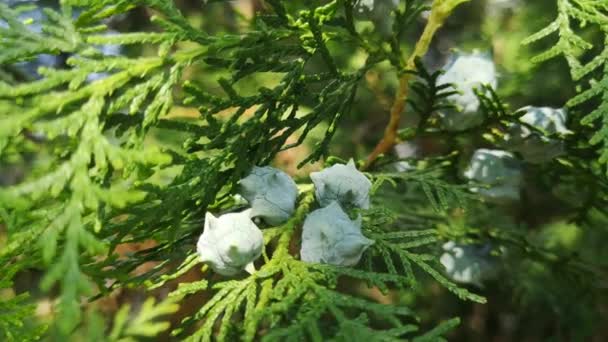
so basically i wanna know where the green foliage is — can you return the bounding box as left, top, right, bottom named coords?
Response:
left=0, top=263, right=46, bottom=342
left=371, top=161, right=474, bottom=213
left=163, top=193, right=476, bottom=341
left=406, top=59, right=459, bottom=124
left=363, top=207, right=484, bottom=303
left=523, top=0, right=608, bottom=167
left=0, top=1, right=183, bottom=333
left=0, top=3, right=79, bottom=66
left=108, top=297, right=179, bottom=341
left=412, top=318, right=460, bottom=342
left=1, top=0, right=607, bottom=341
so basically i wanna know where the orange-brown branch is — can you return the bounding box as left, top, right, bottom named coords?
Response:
left=363, top=0, right=470, bottom=170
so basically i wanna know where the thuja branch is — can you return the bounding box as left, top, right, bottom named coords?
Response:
left=363, top=0, right=471, bottom=169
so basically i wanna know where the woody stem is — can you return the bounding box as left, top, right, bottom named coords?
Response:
left=363, top=0, right=471, bottom=170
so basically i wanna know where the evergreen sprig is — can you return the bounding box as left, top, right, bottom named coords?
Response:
left=0, top=1, right=197, bottom=332
left=523, top=0, right=608, bottom=168
left=405, top=58, right=459, bottom=131
left=164, top=193, right=479, bottom=341
left=108, top=297, right=179, bottom=341
left=1, top=0, right=404, bottom=337
left=4, top=0, right=592, bottom=340
left=0, top=263, right=46, bottom=342
left=372, top=160, right=474, bottom=212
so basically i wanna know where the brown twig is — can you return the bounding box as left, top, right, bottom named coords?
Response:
left=363, top=0, right=471, bottom=170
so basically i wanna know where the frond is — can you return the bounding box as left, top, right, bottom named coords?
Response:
left=523, top=0, right=608, bottom=169
left=372, top=161, right=474, bottom=212
left=0, top=263, right=47, bottom=342
left=164, top=192, right=482, bottom=341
